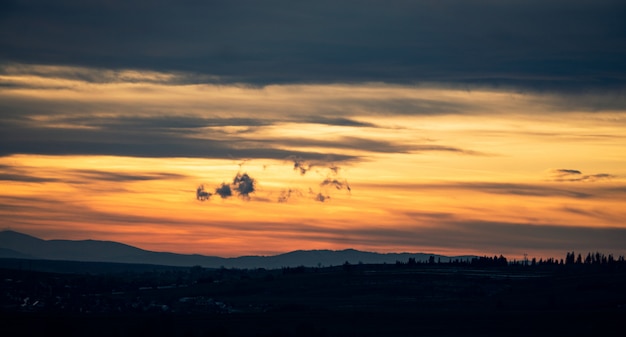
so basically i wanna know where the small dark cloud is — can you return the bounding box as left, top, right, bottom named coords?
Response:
left=196, top=185, right=211, bottom=201
left=314, top=193, right=330, bottom=203
left=552, top=169, right=582, bottom=177
left=308, top=163, right=352, bottom=201
left=278, top=189, right=302, bottom=203
left=321, top=178, right=346, bottom=190
left=289, top=156, right=314, bottom=175
left=215, top=183, right=232, bottom=199
left=233, top=172, right=255, bottom=199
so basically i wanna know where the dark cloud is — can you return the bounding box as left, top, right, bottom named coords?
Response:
left=549, top=169, right=616, bottom=182
left=554, top=169, right=582, bottom=176
left=201, top=172, right=256, bottom=201
left=320, top=178, right=351, bottom=193
left=0, top=119, right=357, bottom=161
left=1, top=0, right=624, bottom=91
left=215, top=183, right=232, bottom=199
left=289, top=156, right=314, bottom=175
left=197, top=159, right=352, bottom=204
left=233, top=172, right=255, bottom=199
left=310, top=164, right=352, bottom=201
left=196, top=185, right=211, bottom=201
left=320, top=179, right=344, bottom=190
left=274, top=159, right=353, bottom=203
left=313, top=192, right=330, bottom=203
left=277, top=189, right=302, bottom=203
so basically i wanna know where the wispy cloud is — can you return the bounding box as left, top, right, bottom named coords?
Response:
left=0, top=173, right=59, bottom=183
left=71, top=170, right=186, bottom=182
left=360, top=181, right=596, bottom=199
left=548, top=169, right=616, bottom=182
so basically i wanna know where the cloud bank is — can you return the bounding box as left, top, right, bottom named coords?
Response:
left=1, top=0, right=624, bottom=91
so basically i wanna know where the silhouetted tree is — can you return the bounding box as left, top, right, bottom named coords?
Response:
left=585, top=253, right=593, bottom=264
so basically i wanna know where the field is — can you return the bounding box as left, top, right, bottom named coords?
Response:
left=1, top=260, right=625, bottom=336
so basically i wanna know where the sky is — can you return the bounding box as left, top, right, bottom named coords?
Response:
left=1, top=0, right=626, bottom=259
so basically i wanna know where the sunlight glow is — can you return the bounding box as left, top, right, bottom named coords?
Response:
left=1, top=65, right=626, bottom=259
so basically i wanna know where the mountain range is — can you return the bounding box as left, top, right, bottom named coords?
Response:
left=0, top=230, right=474, bottom=269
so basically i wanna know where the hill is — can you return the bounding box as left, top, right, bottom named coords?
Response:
left=0, top=230, right=472, bottom=269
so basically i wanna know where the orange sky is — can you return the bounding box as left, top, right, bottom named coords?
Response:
left=1, top=65, right=626, bottom=260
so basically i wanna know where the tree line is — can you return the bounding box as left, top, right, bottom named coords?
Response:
left=394, top=251, right=626, bottom=268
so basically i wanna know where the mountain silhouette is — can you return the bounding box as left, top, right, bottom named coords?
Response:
left=0, top=230, right=473, bottom=269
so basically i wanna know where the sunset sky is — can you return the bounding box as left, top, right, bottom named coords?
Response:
left=1, top=0, right=625, bottom=259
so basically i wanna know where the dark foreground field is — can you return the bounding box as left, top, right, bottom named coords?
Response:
left=1, top=260, right=625, bottom=336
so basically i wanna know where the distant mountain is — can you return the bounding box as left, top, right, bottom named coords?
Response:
left=0, top=230, right=474, bottom=269
left=0, top=247, right=33, bottom=259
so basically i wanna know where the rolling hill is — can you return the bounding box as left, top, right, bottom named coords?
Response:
left=0, top=230, right=473, bottom=269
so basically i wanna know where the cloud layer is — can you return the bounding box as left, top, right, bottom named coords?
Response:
left=1, top=0, right=625, bottom=90
left=1, top=1, right=625, bottom=258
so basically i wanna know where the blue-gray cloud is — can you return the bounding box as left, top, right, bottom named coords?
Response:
left=1, top=0, right=624, bottom=91
left=233, top=172, right=255, bottom=199
left=215, top=183, right=232, bottom=199
left=0, top=118, right=358, bottom=161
